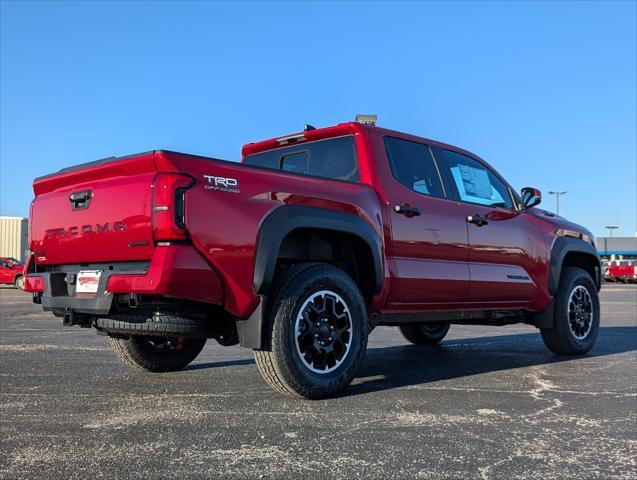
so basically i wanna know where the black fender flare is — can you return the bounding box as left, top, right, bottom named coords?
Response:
left=534, top=236, right=601, bottom=330
left=237, top=205, right=383, bottom=349
left=252, top=204, right=383, bottom=295
left=548, top=236, right=601, bottom=296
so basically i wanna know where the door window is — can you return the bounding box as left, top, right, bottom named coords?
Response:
left=440, top=150, right=513, bottom=209
left=384, top=137, right=445, bottom=198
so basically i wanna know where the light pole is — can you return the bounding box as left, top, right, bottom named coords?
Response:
left=548, top=191, right=568, bottom=215
left=606, top=225, right=619, bottom=237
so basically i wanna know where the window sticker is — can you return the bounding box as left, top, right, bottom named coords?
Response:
left=450, top=166, right=506, bottom=206
left=458, top=164, right=492, bottom=199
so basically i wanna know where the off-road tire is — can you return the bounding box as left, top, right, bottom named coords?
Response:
left=399, top=323, right=450, bottom=345
left=253, top=263, right=368, bottom=399
left=108, top=335, right=206, bottom=372
left=541, top=267, right=600, bottom=355
left=95, top=312, right=212, bottom=338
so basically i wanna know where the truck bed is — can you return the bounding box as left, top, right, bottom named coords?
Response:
left=29, top=149, right=383, bottom=317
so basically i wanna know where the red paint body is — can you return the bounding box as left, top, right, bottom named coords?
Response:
left=0, top=258, right=23, bottom=285
left=26, top=122, right=596, bottom=320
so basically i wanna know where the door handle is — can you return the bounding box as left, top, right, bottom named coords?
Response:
left=466, top=214, right=489, bottom=226
left=394, top=204, right=421, bottom=216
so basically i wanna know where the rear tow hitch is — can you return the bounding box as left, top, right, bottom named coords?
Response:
left=62, top=310, right=94, bottom=328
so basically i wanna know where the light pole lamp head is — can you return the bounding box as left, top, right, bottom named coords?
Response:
left=605, top=225, right=619, bottom=237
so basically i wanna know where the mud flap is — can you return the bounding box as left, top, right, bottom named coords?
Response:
left=532, top=299, right=555, bottom=329
left=236, top=298, right=266, bottom=349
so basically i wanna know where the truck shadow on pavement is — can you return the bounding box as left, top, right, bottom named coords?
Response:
left=185, top=358, right=255, bottom=370
left=345, top=326, right=637, bottom=397
left=183, top=326, right=636, bottom=394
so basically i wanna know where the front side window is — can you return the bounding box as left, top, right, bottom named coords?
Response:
left=244, top=136, right=359, bottom=182
left=384, top=137, right=445, bottom=198
left=440, top=150, right=513, bottom=209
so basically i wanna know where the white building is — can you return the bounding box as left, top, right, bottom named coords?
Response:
left=0, top=216, right=29, bottom=262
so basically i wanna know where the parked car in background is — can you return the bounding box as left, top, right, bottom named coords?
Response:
left=0, top=257, right=25, bottom=289
left=607, top=260, right=637, bottom=283
left=23, top=117, right=602, bottom=398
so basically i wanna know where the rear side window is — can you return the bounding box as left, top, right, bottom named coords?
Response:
left=439, top=149, right=513, bottom=209
left=244, top=136, right=359, bottom=182
left=384, top=137, right=445, bottom=198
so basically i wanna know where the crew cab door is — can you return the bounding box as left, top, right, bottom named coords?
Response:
left=433, top=147, right=546, bottom=304
left=375, top=135, right=470, bottom=306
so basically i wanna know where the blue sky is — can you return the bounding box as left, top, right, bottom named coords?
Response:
left=1, top=1, right=635, bottom=237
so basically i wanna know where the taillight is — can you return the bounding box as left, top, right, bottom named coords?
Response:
left=24, top=276, right=44, bottom=293
left=151, top=173, right=195, bottom=242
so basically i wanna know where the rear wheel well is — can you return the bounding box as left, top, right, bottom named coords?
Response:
left=561, top=252, right=599, bottom=290
left=275, top=228, right=375, bottom=305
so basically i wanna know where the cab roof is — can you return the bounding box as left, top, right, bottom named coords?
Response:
left=241, top=121, right=482, bottom=163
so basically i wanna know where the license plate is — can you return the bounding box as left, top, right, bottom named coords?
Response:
left=76, top=270, right=102, bottom=294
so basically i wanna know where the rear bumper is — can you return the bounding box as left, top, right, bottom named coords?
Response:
left=106, top=245, right=223, bottom=303
left=24, top=245, right=224, bottom=314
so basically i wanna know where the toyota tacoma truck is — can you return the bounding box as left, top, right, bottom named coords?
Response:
left=23, top=117, right=601, bottom=399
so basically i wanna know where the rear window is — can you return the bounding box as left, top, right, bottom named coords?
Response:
left=244, top=136, right=359, bottom=182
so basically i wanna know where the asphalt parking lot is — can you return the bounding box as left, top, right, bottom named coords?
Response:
left=1, top=284, right=635, bottom=479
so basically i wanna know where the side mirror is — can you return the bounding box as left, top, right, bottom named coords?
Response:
left=521, top=187, right=541, bottom=209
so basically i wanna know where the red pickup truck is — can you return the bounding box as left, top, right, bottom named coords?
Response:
left=606, top=260, right=637, bottom=283
left=0, top=257, right=25, bottom=289
left=24, top=119, right=601, bottom=398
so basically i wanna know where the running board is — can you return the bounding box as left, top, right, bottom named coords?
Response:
left=372, top=309, right=527, bottom=327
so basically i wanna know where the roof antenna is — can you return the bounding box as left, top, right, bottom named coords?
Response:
left=355, top=114, right=377, bottom=126
left=304, top=124, right=316, bottom=131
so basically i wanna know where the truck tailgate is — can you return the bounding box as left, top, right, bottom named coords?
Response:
left=30, top=153, right=157, bottom=265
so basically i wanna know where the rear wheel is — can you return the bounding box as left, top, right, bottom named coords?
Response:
left=399, top=323, right=450, bottom=345
left=14, top=275, right=24, bottom=290
left=541, top=267, right=600, bottom=355
left=253, top=263, right=368, bottom=399
left=108, top=335, right=206, bottom=372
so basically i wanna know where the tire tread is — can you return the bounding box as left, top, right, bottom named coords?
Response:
left=540, top=267, right=599, bottom=355
left=108, top=335, right=206, bottom=372
left=253, top=263, right=368, bottom=399
left=399, top=324, right=450, bottom=345
left=95, top=312, right=211, bottom=338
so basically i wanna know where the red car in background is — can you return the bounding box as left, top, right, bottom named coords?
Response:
left=0, top=257, right=25, bottom=289
left=606, top=260, right=637, bottom=283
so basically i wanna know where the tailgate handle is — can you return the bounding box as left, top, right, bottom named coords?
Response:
left=69, top=190, right=92, bottom=210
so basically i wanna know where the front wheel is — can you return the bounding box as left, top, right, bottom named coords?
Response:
left=14, top=276, right=24, bottom=290
left=108, top=335, right=206, bottom=372
left=399, top=323, right=450, bottom=345
left=541, top=267, right=600, bottom=355
left=253, top=263, right=369, bottom=399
